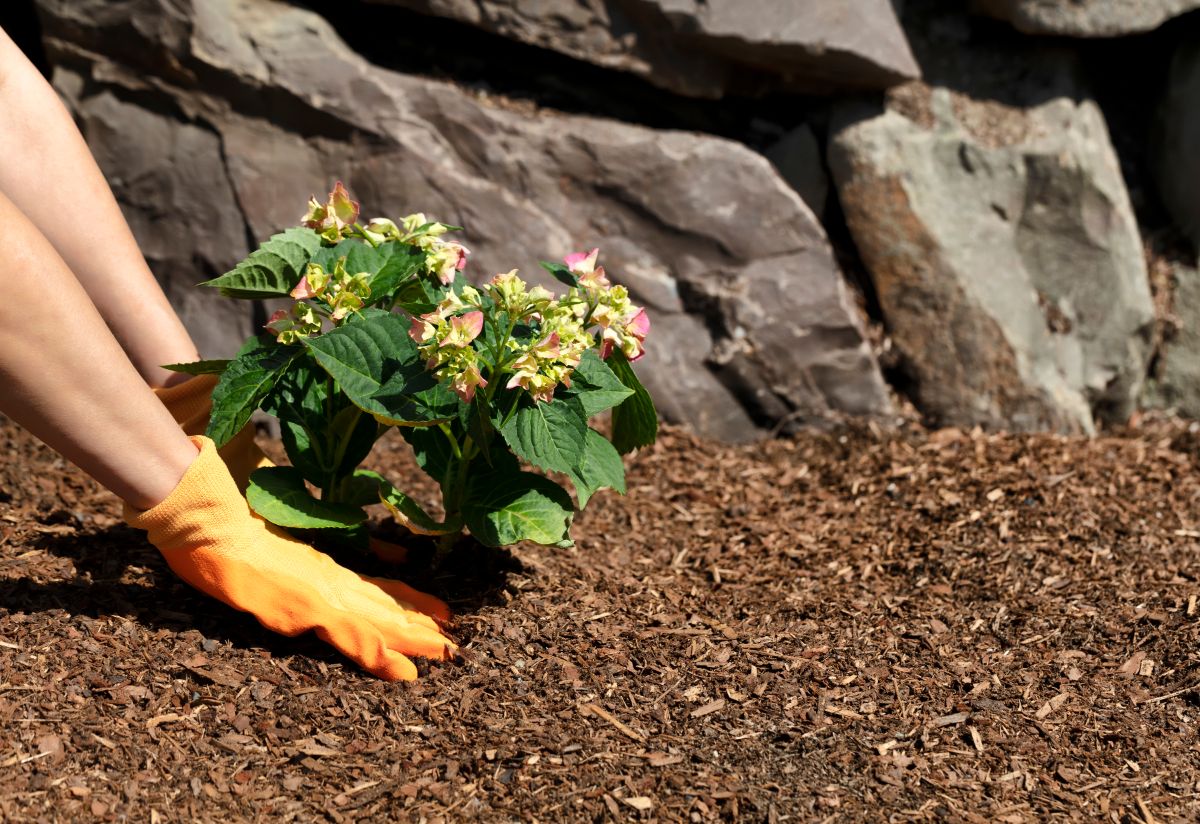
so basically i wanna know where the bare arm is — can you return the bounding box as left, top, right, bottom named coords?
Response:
left=0, top=26, right=199, bottom=386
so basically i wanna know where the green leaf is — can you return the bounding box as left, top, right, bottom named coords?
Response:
left=463, top=464, right=574, bottom=547
left=207, top=336, right=300, bottom=448
left=566, top=429, right=626, bottom=508
left=499, top=397, right=588, bottom=474
left=561, top=349, right=634, bottom=418
left=199, top=227, right=321, bottom=298
left=392, top=276, right=444, bottom=316
left=303, top=313, right=449, bottom=426
left=246, top=467, right=367, bottom=529
left=608, top=350, right=659, bottom=454
left=161, top=359, right=231, bottom=376
left=372, top=370, right=462, bottom=426
left=338, top=469, right=389, bottom=508
left=401, top=426, right=457, bottom=489
left=379, top=480, right=462, bottom=536
left=539, top=260, right=578, bottom=288
left=368, top=245, right=426, bottom=303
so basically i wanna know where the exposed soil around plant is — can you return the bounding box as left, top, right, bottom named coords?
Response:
left=1, top=414, right=1200, bottom=822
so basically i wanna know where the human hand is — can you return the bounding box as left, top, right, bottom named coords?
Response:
left=125, top=436, right=456, bottom=680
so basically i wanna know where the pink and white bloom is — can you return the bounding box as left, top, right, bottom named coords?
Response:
left=432, top=241, right=470, bottom=285
left=265, top=308, right=292, bottom=337
left=408, top=312, right=439, bottom=344
left=565, top=247, right=610, bottom=291
left=439, top=311, right=484, bottom=348
left=449, top=362, right=488, bottom=403
left=301, top=181, right=360, bottom=240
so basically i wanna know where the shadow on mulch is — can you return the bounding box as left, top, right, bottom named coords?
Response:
left=16, top=523, right=519, bottom=666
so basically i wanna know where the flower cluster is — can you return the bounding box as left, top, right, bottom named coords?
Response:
left=301, top=181, right=360, bottom=244
left=361, top=211, right=471, bottom=285
left=565, top=249, right=650, bottom=362
left=488, top=271, right=589, bottom=403
left=408, top=289, right=489, bottom=403
left=291, top=258, right=372, bottom=321
left=265, top=302, right=322, bottom=345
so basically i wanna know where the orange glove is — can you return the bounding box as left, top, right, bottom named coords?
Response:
left=154, top=374, right=270, bottom=491
left=124, top=435, right=456, bottom=680
left=155, top=374, right=410, bottom=562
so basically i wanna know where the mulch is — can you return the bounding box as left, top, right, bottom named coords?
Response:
left=0, top=412, right=1199, bottom=822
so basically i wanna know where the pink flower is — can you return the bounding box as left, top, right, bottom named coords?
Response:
left=439, top=311, right=484, bottom=348
left=301, top=181, right=360, bottom=238
left=433, top=241, right=470, bottom=285
left=564, top=248, right=599, bottom=274
left=408, top=313, right=438, bottom=344
left=328, top=181, right=360, bottom=226
left=450, top=363, right=487, bottom=403
left=532, top=332, right=560, bottom=359
left=264, top=308, right=291, bottom=337
left=290, top=275, right=317, bottom=300
left=628, top=309, right=648, bottom=345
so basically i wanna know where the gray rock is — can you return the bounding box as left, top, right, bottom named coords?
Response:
left=365, top=0, right=920, bottom=97
left=1143, top=257, right=1200, bottom=416
left=830, top=81, right=1155, bottom=433
left=37, top=0, right=893, bottom=441
left=974, top=0, right=1200, bottom=36
left=1153, top=36, right=1200, bottom=251
left=52, top=77, right=254, bottom=358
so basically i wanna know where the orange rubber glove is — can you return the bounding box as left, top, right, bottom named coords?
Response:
left=124, top=435, right=456, bottom=680
left=154, top=374, right=269, bottom=491
left=155, top=374, right=410, bottom=562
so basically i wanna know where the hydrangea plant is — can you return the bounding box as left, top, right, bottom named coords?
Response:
left=167, top=183, right=657, bottom=555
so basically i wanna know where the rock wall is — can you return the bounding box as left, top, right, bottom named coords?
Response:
left=19, top=0, right=1200, bottom=439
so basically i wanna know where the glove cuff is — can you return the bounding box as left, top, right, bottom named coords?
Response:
left=154, top=374, right=219, bottom=436
left=123, top=435, right=245, bottom=547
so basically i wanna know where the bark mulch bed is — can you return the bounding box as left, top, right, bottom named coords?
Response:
left=0, top=413, right=1199, bottom=822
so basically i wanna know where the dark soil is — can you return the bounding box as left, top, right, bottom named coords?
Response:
left=2, top=414, right=1200, bottom=822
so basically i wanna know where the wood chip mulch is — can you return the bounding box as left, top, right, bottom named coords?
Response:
left=0, top=413, right=1199, bottom=822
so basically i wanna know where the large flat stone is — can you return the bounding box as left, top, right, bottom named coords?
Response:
left=36, top=0, right=893, bottom=441
left=364, top=0, right=920, bottom=96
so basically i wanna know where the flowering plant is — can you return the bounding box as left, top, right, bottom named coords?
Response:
left=168, top=183, right=657, bottom=553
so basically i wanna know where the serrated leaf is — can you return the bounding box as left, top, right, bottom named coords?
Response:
left=207, top=336, right=300, bottom=448
left=372, top=369, right=461, bottom=426
left=561, top=349, right=634, bottom=418
left=368, top=245, right=426, bottom=302
left=539, top=260, right=579, bottom=288
left=608, top=350, right=658, bottom=454
left=499, top=397, right=588, bottom=474
left=566, top=429, right=626, bottom=508
left=161, top=359, right=231, bottom=376
left=303, top=313, right=444, bottom=425
left=246, top=467, right=367, bottom=529
left=200, top=227, right=321, bottom=298
left=463, top=465, right=574, bottom=547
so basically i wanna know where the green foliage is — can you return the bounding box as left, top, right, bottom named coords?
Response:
left=566, top=429, right=627, bottom=508
left=559, top=350, right=634, bottom=417
left=303, top=312, right=456, bottom=426
left=199, top=228, right=321, bottom=298
left=246, top=467, right=368, bottom=528
left=607, top=350, right=659, bottom=454
left=161, top=359, right=231, bottom=376
left=193, top=188, right=658, bottom=557
left=207, top=336, right=300, bottom=448
left=463, top=462, right=575, bottom=547
left=499, top=396, right=588, bottom=474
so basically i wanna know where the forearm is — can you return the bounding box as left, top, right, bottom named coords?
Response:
left=0, top=188, right=197, bottom=508
left=0, top=26, right=198, bottom=386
